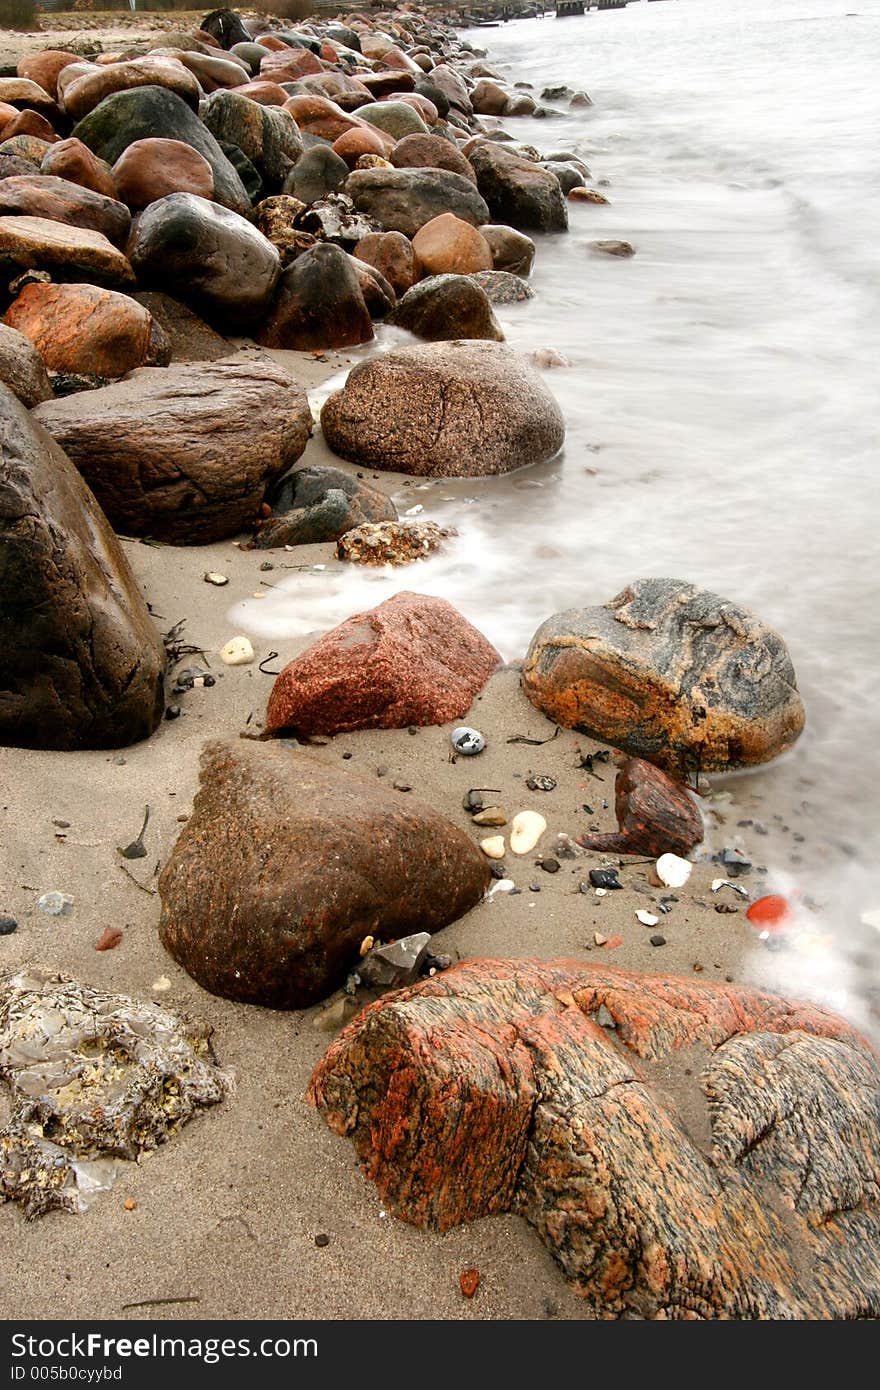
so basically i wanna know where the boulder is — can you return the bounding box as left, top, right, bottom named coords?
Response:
left=0, top=110, right=58, bottom=146
left=151, top=47, right=248, bottom=94
left=232, top=80, right=289, bottom=107
left=126, top=192, right=280, bottom=330
left=0, top=216, right=134, bottom=290
left=479, top=223, right=536, bottom=276
left=265, top=590, right=500, bottom=738
left=0, top=136, right=51, bottom=167
left=0, top=78, right=58, bottom=119
left=201, top=90, right=303, bottom=191
left=411, top=211, right=492, bottom=276
left=348, top=254, right=395, bottom=317
left=0, top=384, right=166, bottom=750
left=389, top=131, right=477, bottom=185
left=4, top=282, right=168, bottom=379
left=0, top=323, right=52, bottom=407
left=521, top=580, right=806, bottom=776
left=468, top=269, right=534, bottom=304
left=332, top=125, right=389, bottom=168
left=158, top=740, right=491, bottom=1009
left=345, top=167, right=489, bottom=239
left=58, top=58, right=202, bottom=122
left=32, top=354, right=311, bottom=545
left=426, top=64, right=472, bottom=117
left=353, top=228, right=419, bottom=296
left=16, top=50, right=81, bottom=102
left=387, top=274, right=503, bottom=342
left=0, top=155, right=40, bottom=181
left=40, top=138, right=118, bottom=200
left=254, top=463, right=396, bottom=549
left=256, top=241, right=372, bottom=351
left=356, top=100, right=428, bottom=142
left=308, top=957, right=880, bottom=1319
left=471, top=78, right=509, bottom=117
left=468, top=142, right=568, bottom=234
left=73, top=86, right=251, bottom=215
left=321, top=340, right=565, bottom=478
left=282, top=95, right=363, bottom=145
left=293, top=192, right=379, bottom=248
left=283, top=144, right=349, bottom=204
left=0, top=175, right=130, bottom=247
left=112, top=138, right=214, bottom=209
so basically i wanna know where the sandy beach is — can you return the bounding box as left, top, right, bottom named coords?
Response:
left=1, top=4, right=875, bottom=1323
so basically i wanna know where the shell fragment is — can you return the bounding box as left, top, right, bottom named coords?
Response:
left=655, top=853, right=692, bottom=888
left=636, top=910, right=659, bottom=927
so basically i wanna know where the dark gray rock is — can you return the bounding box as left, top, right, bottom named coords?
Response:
left=202, top=90, right=303, bottom=192
left=345, top=167, right=489, bottom=240
left=469, top=142, right=568, bottom=234
left=388, top=273, right=504, bottom=342
left=256, top=240, right=372, bottom=351
left=0, top=323, right=52, bottom=407
left=255, top=464, right=397, bottom=549
left=284, top=144, right=349, bottom=205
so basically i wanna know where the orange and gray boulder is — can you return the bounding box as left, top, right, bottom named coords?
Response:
left=32, top=354, right=310, bottom=545
left=265, top=590, right=500, bottom=737
left=0, top=174, right=130, bottom=246
left=521, top=579, right=806, bottom=776
left=0, top=384, right=166, bottom=750
left=0, top=216, right=134, bottom=290
left=0, top=323, right=52, bottom=407
left=4, top=281, right=169, bottom=378
left=309, top=956, right=880, bottom=1319
left=111, top=138, right=214, bottom=209
left=157, top=740, right=491, bottom=1009
left=321, top=339, right=564, bottom=478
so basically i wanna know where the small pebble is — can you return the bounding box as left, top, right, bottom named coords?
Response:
left=480, top=835, right=506, bottom=860
left=152, top=975, right=172, bottom=992
left=510, top=810, right=546, bottom=855
left=459, top=1269, right=480, bottom=1299
left=451, top=726, right=485, bottom=756
left=219, top=636, right=255, bottom=666
left=525, top=774, right=556, bottom=792
left=655, top=853, right=692, bottom=888
left=165, top=704, right=181, bottom=721
left=486, top=878, right=516, bottom=897
left=123, top=1198, right=137, bottom=1212
left=94, top=927, right=122, bottom=952
left=53, top=819, right=71, bottom=829
left=636, top=909, right=659, bottom=927
left=359, top=936, right=374, bottom=957
left=593, top=931, right=607, bottom=946
left=649, top=934, right=667, bottom=947
left=539, top=858, right=560, bottom=874
left=315, top=1234, right=330, bottom=1248
left=203, top=572, right=228, bottom=586
left=589, top=868, right=622, bottom=890
left=0, top=914, right=18, bottom=935
left=472, top=806, right=508, bottom=827
left=37, top=890, right=72, bottom=916
left=392, top=780, right=411, bottom=792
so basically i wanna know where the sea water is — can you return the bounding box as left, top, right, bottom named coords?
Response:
left=240, top=0, right=880, bottom=1022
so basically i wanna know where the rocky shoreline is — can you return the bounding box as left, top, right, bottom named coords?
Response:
left=1, top=6, right=878, bottom=1321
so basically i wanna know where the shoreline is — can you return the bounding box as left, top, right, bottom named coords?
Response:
left=0, top=5, right=869, bottom=1321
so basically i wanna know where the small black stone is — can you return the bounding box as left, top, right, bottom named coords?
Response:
left=203, top=675, right=216, bottom=688
left=407, top=725, right=419, bottom=736
left=314, top=1234, right=330, bottom=1248
left=259, top=561, right=274, bottom=572
left=0, top=914, right=18, bottom=936
left=589, top=868, right=622, bottom=890
left=529, top=884, right=542, bottom=892
left=164, top=704, right=181, bottom=720
left=392, top=781, right=412, bottom=792
left=489, top=862, right=508, bottom=879
left=342, top=751, right=352, bottom=760
left=539, top=858, right=560, bottom=874
left=649, top=934, right=666, bottom=947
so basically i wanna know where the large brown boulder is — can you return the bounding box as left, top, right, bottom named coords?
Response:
left=256, top=241, right=373, bottom=351
left=345, top=167, right=489, bottom=239
left=468, top=142, right=568, bottom=234
left=321, top=340, right=565, bottom=478
left=0, top=323, right=52, bottom=407
left=57, top=58, right=202, bottom=122
left=4, top=282, right=169, bottom=379
left=126, top=192, right=281, bottom=330
left=0, top=215, right=135, bottom=290
left=157, top=740, right=491, bottom=1009
left=411, top=212, right=492, bottom=276
left=353, top=229, right=420, bottom=296
left=0, top=175, right=130, bottom=246
left=111, top=138, right=214, bottom=210
left=0, top=384, right=166, bottom=750
left=309, top=957, right=880, bottom=1320
left=32, top=354, right=311, bottom=545
left=265, top=591, right=500, bottom=737
left=390, top=132, right=477, bottom=184
left=521, top=579, right=806, bottom=776
left=16, top=50, right=81, bottom=102
left=40, top=138, right=118, bottom=200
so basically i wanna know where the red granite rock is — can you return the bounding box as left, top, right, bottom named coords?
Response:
left=40, top=138, right=118, bottom=200
left=16, top=50, right=82, bottom=101
left=353, top=229, right=420, bottom=296
left=265, top=591, right=501, bottom=737
left=309, top=957, right=880, bottom=1319
left=111, top=138, right=214, bottom=210
left=4, top=281, right=167, bottom=378
left=0, top=110, right=59, bottom=146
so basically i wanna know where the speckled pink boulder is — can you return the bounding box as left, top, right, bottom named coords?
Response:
left=266, top=591, right=501, bottom=737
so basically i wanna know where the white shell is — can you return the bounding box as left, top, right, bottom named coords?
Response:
left=480, top=835, right=506, bottom=860
left=636, top=910, right=659, bottom=927
left=219, top=636, right=255, bottom=666
left=655, top=853, right=692, bottom=888
left=486, top=878, right=516, bottom=898
left=509, top=810, right=547, bottom=855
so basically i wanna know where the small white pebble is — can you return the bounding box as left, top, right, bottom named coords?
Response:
left=593, top=931, right=607, bottom=946
left=655, top=853, right=692, bottom=888
left=480, top=835, right=506, bottom=860
left=219, top=636, right=254, bottom=666
left=594, top=887, right=607, bottom=898
left=510, top=810, right=546, bottom=855
left=636, top=910, right=659, bottom=927
left=486, top=878, right=516, bottom=898
left=152, top=976, right=171, bottom=992
left=313, top=564, right=326, bottom=571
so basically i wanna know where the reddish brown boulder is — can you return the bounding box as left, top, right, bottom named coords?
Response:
left=16, top=50, right=81, bottom=101
left=332, top=125, right=389, bottom=168
left=575, top=758, right=703, bottom=857
left=231, top=81, right=289, bottom=107
left=309, top=957, right=880, bottom=1319
left=111, top=138, right=214, bottom=210
left=256, top=241, right=373, bottom=352
left=260, top=47, right=324, bottom=81
left=389, top=132, right=476, bottom=185
left=282, top=95, right=369, bottom=144
left=40, top=138, right=118, bottom=200
left=33, top=354, right=311, bottom=545
left=0, top=110, right=58, bottom=146
left=0, top=175, right=130, bottom=246
left=0, top=78, right=58, bottom=120
left=521, top=580, right=807, bottom=776
left=266, top=591, right=501, bottom=737
left=157, top=740, right=491, bottom=1009
left=4, top=282, right=168, bottom=378
left=57, top=58, right=202, bottom=122
left=0, top=384, right=166, bottom=750
left=411, top=212, right=493, bottom=276
left=353, top=229, right=419, bottom=296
